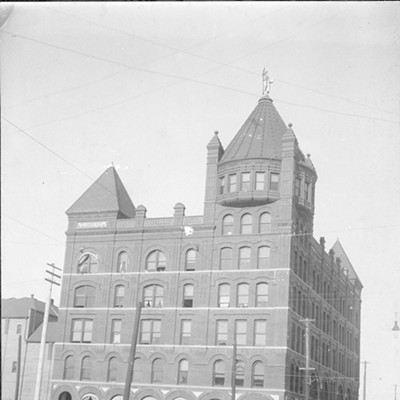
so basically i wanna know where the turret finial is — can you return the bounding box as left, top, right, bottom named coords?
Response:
left=262, top=68, right=273, bottom=95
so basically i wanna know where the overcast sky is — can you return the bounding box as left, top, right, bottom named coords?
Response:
left=1, top=2, right=399, bottom=398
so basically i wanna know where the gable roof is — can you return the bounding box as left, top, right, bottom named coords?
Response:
left=1, top=297, right=58, bottom=319
left=66, top=166, right=135, bottom=218
left=220, top=95, right=287, bottom=164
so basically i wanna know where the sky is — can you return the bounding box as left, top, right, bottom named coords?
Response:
left=1, top=2, right=399, bottom=398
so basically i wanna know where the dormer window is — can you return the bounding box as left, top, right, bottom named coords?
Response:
left=255, top=172, right=265, bottom=190
left=270, top=173, right=280, bottom=191
left=228, top=174, right=237, bottom=193
left=240, top=172, right=250, bottom=192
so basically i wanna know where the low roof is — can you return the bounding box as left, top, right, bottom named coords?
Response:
left=1, top=297, right=58, bottom=319
left=27, top=320, right=63, bottom=343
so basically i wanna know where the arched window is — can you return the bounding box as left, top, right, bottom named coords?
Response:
left=259, top=213, right=271, bottom=233
left=151, top=358, right=163, bottom=383
left=183, top=284, right=194, bottom=307
left=222, top=215, right=234, bottom=235
left=63, top=355, right=74, bottom=380
left=77, top=252, right=98, bottom=273
left=107, top=357, right=118, bottom=382
left=256, top=283, right=269, bottom=307
left=290, top=363, right=295, bottom=392
left=218, top=283, right=230, bottom=308
left=238, top=247, right=251, bottom=269
left=235, top=361, right=245, bottom=387
left=58, top=392, right=72, bottom=400
left=80, top=356, right=92, bottom=380
left=312, top=270, right=316, bottom=289
left=185, top=249, right=196, bottom=271
left=257, top=246, right=270, bottom=269
left=143, top=285, right=164, bottom=308
left=303, top=260, right=307, bottom=282
left=300, top=370, right=305, bottom=394
left=146, top=250, right=166, bottom=271
left=114, top=285, right=125, bottom=308
left=251, top=361, right=264, bottom=387
left=117, top=251, right=128, bottom=272
left=240, top=214, right=252, bottom=234
left=237, top=283, right=249, bottom=307
left=133, top=357, right=143, bottom=382
left=74, top=285, right=95, bottom=308
left=220, top=247, right=232, bottom=270
left=294, top=366, right=300, bottom=392
left=212, top=360, right=225, bottom=386
left=298, top=255, right=303, bottom=278
left=177, top=359, right=188, bottom=385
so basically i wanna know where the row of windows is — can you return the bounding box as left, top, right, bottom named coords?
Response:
left=221, top=212, right=271, bottom=235
left=3, top=320, right=22, bottom=335
left=289, top=365, right=356, bottom=400
left=78, top=242, right=271, bottom=274
left=289, top=323, right=358, bottom=375
left=294, top=177, right=315, bottom=204
left=63, top=355, right=266, bottom=388
left=293, top=249, right=359, bottom=328
left=70, top=317, right=269, bottom=346
left=292, top=286, right=359, bottom=353
left=73, top=281, right=269, bottom=309
left=219, top=171, right=279, bottom=194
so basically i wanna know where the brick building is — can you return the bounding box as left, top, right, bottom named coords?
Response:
left=51, top=89, right=362, bottom=400
left=1, top=296, right=59, bottom=400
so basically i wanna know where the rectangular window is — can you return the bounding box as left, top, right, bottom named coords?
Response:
left=47, top=342, right=54, bottom=360
left=305, top=182, right=310, bottom=202
left=216, top=320, right=228, bottom=345
left=270, top=173, right=280, bottom=191
left=295, top=178, right=301, bottom=197
left=16, top=324, right=22, bottom=335
left=254, top=320, right=267, bottom=346
left=228, top=174, right=237, bottom=193
left=111, top=319, right=122, bottom=344
left=140, top=320, right=161, bottom=344
left=71, top=319, right=93, bottom=343
left=180, top=320, right=191, bottom=345
left=235, top=320, right=247, bottom=345
left=255, top=172, right=265, bottom=190
left=11, top=361, right=17, bottom=373
left=4, top=318, right=10, bottom=335
left=219, top=177, right=225, bottom=194
left=240, top=172, right=251, bottom=192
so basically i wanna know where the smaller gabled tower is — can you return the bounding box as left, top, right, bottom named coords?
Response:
left=66, top=166, right=136, bottom=223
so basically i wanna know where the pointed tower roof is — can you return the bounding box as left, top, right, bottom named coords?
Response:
left=331, top=240, right=361, bottom=284
left=220, top=95, right=287, bottom=164
left=66, top=166, right=135, bottom=218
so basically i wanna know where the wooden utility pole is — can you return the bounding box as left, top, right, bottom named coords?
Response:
left=231, top=341, right=237, bottom=400
left=362, top=361, right=370, bottom=400
left=14, top=334, right=21, bottom=400
left=33, top=264, right=61, bottom=400
left=123, top=302, right=142, bottom=400
left=300, top=318, right=315, bottom=400
left=394, top=384, right=398, bottom=400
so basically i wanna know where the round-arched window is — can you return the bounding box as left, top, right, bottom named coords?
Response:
left=146, top=250, right=166, bottom=272
left=58, top=392, right=72, bottom=400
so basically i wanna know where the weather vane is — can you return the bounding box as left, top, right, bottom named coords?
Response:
left=262, top=68, right=273, bottom=95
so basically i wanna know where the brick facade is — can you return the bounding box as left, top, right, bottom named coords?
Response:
left=51, top=94, right=362, bottom=400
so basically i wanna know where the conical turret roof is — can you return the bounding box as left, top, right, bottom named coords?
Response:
left=220, top=95, right=287, bottom=164
left=66, top=166, right=135, bottom=218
